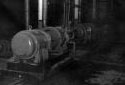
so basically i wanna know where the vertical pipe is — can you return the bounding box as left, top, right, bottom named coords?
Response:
left=74, top=0, right=79, bottom=20
left=78, top=0, right=81, bottom=22
left=38, top=0, right=43, bottom=28
left=67, top=0, right=71, bottom=27
left=38, top=0, right=47, bottom=28
left=38, top=0, right=43, bottom=20
left=25, top=0, right=30, bottom=30
left=64, top=0, right=70, bottom=28
left=43, top=0, right=47, bottom=27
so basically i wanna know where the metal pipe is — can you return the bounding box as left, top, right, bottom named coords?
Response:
left=43, top=0, right=47, bottom=27
left=74, top=0, right=79, bottom=20
left=38, top=0, right=47, bottom=28
left=25, top=0, right=30, bottom=30
left=78, top=0, right=81, bottom=22
left=38, top=0, right=43, bottom=20
left=38, top=0, right=43, bottom=28
left=64, top=0, right=70, bottom=28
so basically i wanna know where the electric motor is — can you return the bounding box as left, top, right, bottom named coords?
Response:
left=11, top=27, right=69, bottom=65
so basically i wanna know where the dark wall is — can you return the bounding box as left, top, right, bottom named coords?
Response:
left=0, top=0, right=38, bottom=39
left=115, top=0, right=125, bottom=21
left=0, top=0, right=25, bottom=39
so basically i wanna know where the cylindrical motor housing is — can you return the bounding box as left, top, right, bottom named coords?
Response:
left=11, top=27, right=68, bottom=64
left=11, top=29, right=51, bottom=60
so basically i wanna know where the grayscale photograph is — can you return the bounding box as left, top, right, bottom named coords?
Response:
left=0, top=0, right=124, bottom=85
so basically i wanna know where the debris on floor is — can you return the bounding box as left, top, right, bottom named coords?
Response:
left=85, top=70, right=125, bottom=85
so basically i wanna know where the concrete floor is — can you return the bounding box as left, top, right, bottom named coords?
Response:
left=0, top=61, right=124, bottom=85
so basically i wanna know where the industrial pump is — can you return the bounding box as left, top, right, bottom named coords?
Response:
left=6, top=0, right=118, bottom=80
